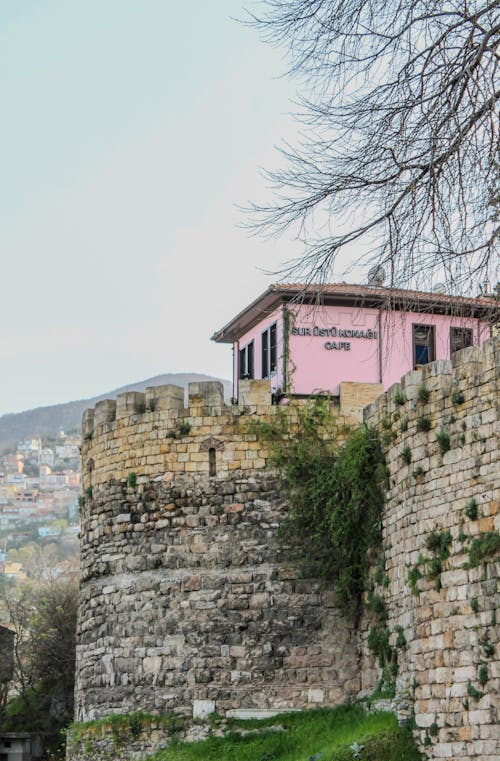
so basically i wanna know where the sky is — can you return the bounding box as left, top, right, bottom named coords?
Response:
left=0, top=0, right=361, bottom=416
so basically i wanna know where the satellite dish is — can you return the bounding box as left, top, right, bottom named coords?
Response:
left=432, top=282, right=447, bottom=294
left=367, top=265, right=386, bottom=286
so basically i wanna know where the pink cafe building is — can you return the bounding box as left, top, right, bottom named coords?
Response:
left=212, top=283, right=497, bottom=405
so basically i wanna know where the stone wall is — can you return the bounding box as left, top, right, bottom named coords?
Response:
left=76, top=382, right=358, bottom=736
left=73, top=341, right=499, bottom=761
left=363, top=338, right=499, bottom=759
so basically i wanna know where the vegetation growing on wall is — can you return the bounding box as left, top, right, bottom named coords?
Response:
left=145, top=705, right=422, bottom=761
left=253, top=396, right=387, bottom=618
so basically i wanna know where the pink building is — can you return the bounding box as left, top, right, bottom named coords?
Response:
left=213, top=284, right=497, bottom=400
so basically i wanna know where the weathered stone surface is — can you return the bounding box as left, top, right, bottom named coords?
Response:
left=72, top=344, right=500, bottom=761
left=363, top=336, right=499, bottom=761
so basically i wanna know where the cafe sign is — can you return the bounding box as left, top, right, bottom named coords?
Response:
left=291, top=325, right=378, bottom=351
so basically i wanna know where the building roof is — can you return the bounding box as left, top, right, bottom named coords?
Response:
left=212, top=283, right=499, bottom=343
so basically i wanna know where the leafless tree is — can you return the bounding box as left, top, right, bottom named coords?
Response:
left=247, top=0, right=500, bottom=293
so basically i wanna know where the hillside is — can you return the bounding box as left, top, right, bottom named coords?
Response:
left=0, top=373, right=232, bottom=452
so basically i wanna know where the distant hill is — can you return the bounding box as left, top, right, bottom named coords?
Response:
left=0, top=373, right=232, bottom=452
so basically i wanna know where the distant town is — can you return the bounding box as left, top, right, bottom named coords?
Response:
left=0, top=431, right=80, bottom=586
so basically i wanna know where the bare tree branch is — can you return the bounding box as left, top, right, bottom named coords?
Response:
left=246, top=0, right=500, bottom=292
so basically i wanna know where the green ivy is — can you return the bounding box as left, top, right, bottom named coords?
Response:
left=253, top=397, right=387, bottom=618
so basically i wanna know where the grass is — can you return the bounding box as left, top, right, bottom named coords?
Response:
left=145, top=705, right=422, bottom=761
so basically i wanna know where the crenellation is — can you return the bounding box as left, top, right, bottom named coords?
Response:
left=116, top=391, right=146, bottom=418
left=94, top=399, right=117, bottom=427
left=82, top=407, right=95, bottom=437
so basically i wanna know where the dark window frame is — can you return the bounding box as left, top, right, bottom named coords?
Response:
left=238, top=341, right=254, bottom=380
left=261, top=323, right=277, bottom=378
left=412, top=324, right=435, bottom=368
left=450, top=326, right=473, bottom=355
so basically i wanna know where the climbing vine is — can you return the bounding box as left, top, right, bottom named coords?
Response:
left=252, top=396, right=387, bottom=618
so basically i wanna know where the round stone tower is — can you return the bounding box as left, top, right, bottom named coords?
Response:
left=75, top=380, right=359, bottom=723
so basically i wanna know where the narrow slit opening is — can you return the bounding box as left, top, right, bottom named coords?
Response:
left=208, top=447, right=216, bottom=477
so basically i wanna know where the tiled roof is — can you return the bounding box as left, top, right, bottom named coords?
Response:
left=212, top=282, right=499, bottom=343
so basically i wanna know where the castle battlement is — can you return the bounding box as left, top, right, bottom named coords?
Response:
left=81, top=380, right=281, bottom=487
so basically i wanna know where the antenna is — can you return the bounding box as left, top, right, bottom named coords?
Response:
left=432, top=282, right=447, bottom=294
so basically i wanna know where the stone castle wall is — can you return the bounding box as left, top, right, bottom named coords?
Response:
left=363, top=338, right=499, bottom=759
left=73, top=339, right=499, bottom=761
left=76, top=382, right=358, bottom=729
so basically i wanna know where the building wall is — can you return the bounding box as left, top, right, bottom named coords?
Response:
left=234, top=301, right=489, bottom=397
left=362, top=338, right=499, bottom=760
left=234, top=305, right=284, bottom=396
left=380, top=310, right=491, bottom=390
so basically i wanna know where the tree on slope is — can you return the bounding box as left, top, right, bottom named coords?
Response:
left=249, top=0, right=499, bottom=293
left=0, top=580, right=77, bottom=754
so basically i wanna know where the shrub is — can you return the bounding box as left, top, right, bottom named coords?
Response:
left=467, top=681, right=483, bottom=701
left=417, top=385, right=430, bottom=403
left=127, top=472, right=137, bottom=488
left=401, top=445, right=412, bottom=464
left=394, top=625, right=406, bottom=648
left=464, top=498, right=478, bottom=520
left=408, top=567, right=422, bottom=595
left=394, top=391, right=406, bottom=406
left=452, top=391, right=465, bottom=405
left=478, top=665, right=488, bottom=686
left=467, top=532, right=500, bottom=567
left=416, top=415, right=431, bottom=432
left=435, top=429, right=450, bottom=453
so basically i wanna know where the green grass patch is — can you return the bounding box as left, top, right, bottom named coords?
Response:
left=145, top=706, right=421, bottom=761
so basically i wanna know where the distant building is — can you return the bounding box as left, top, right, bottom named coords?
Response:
left=17, top=438, right=41, bottom=454
left=3, top=561, right=27, bottom=582
left=0, top=734, right=43, bottom=761
left=55, top=444, right=80, bottom=459
left=40, top=448, right=55, bottom=467
left=213, top=283, right=497, bottom=400
left=6, top=474, right=26, bottom=489
left=39, top=473, right=68, bottom=491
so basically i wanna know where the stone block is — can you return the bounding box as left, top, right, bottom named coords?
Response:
left=192, top=699, right=216, bottom=719
left=116, top=392, right=146, bottom=419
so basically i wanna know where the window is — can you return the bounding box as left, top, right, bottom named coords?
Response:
left=208, top=448, right=216, bottom=477
left=239, top=341, right=254, bottom=379
left=412, top=324, right=435, bottom=368
left=450, top=327, right=473, bottom=354
left=261, top=323, right=277, bottom=378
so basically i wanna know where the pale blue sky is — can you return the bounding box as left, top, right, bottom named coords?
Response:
left=0, top=1, right=313, bottom=414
